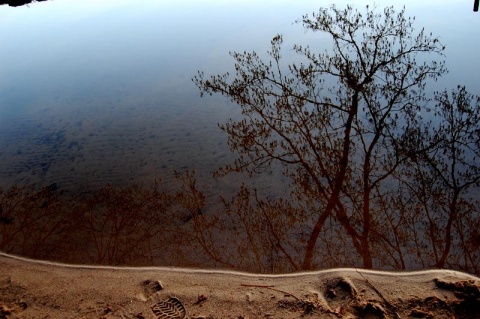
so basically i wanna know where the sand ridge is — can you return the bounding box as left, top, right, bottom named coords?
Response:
left=1, top=252, right=480, bottom=318
left=2, top=252, right=478, bottom=279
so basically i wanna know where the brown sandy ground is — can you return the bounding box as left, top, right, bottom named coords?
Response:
left=1, top=252, right=480, bottom=319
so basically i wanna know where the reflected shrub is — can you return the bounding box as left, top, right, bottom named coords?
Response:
left=0, top=173, right=479, bottom=275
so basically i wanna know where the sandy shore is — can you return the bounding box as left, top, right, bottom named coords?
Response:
left=1, top=252, right=479, bottom=318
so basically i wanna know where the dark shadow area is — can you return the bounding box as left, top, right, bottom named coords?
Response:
left=0, top=0, right=48, bottom=7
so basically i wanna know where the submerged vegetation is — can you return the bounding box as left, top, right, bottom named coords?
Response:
left=1, top=5, right=479, bottom=275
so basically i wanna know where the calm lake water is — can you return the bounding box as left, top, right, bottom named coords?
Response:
left=0, top=0, right=478, bottom=197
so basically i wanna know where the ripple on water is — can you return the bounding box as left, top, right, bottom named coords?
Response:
left=0, top=95, right=277, bottom=200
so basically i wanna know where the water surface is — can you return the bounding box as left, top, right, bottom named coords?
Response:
left=0, top=0, right=478, bottom=196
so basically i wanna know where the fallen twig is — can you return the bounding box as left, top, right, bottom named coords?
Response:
left=240, top=284, right=302, bottom=303
left=355, top=270, right=401, bottom=319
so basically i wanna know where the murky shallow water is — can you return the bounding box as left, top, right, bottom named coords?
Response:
left=0, top=89, right=234, bottom=191
left=0, top=4, right=208, bottom=194
left=0, top=0, right=310, bottom=198
left=1, top=1, right=480, bottom=272
left=0, top=0, right=478, bottom=198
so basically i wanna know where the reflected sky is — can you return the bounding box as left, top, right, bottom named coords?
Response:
left=0, top=0, right=478, bottom=191
left=1, top=0, right=478, bottom=97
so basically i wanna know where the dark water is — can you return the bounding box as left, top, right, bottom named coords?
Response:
left=0, top=0, right=478, bottom=196
left=0, top=90, right=235, bottom=192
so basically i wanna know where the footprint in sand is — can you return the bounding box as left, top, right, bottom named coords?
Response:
left=150, top=297, right=186, bottom=319
left=142, top=280, right=164, bottom=299
left=139, top=280, right=186, bottom=319
left=113, top=280, right=187, bottom=318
